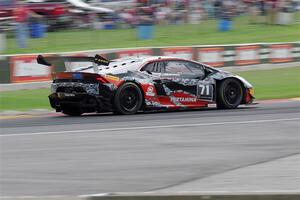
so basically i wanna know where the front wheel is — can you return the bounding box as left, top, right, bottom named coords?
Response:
left=114, top=82, right=143, bottom=115
left=217, top=78, right=243, bottom=109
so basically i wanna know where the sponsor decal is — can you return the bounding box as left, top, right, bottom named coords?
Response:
left=171, top=97, right=197, bottom=102
left=270, top=44, right=293, bottom=63
left=10, top=55, right=52, bottom=83
left=105, top=74, right=120, bottom=81
left=198, top=47, right=224, bottom=67
left=58, top=93, right=75, bottom=98
left=161, top=47, right=193, bottom=60
left=94, top=54, right=110, bottom=66
left=235, top=45, right=260, bottom=65
left=146, top=85, right=155, bottom=96
left=117, top=49, right=152, bottom=58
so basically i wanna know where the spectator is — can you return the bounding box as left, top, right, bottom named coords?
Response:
left=258, top=0, right=266, bottom=23
left=155, top=5, right=168, bottom=25
left=266, top=0, right=278, bottom=24
left=137, top=6, right=154, bottom=25
left=214, top=0, right=222, bottom=19
left=248, top=0, right=259, bottom=24
left=13, top=1, right=29, bottom=48
left=13, top=0, right=39, bottom=48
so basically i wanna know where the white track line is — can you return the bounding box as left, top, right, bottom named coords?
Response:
left=1, top=117, right=299, bottom=137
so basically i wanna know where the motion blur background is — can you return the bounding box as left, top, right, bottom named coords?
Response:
left=1, top=1, right=300, bottom=198
left=0, top=0, right=299, bottom=54
left=0, top=0, right=300, bottom=111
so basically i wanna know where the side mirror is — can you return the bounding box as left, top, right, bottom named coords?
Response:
left=204, top=68, right=213, bottom=76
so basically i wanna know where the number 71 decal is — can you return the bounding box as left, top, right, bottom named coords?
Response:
left=197, top=83, right=213, bottom=101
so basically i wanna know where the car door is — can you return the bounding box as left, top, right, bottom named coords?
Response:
left=141, top=60, right=213, bottom=106
left=160, top=60, right=214, bottom=104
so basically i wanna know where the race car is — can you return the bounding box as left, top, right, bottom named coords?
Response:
left=37, top=54, right=254, bottom=116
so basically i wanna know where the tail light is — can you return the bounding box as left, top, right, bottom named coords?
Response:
left=96, top=77, right=109, bottom=83
left=55, top=72, right=108, bottom=83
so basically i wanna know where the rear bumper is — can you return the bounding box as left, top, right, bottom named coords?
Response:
left=49, top=92, right=112, bottom=113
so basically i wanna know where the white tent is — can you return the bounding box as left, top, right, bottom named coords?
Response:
left=66, top=0, right=114, bottom=13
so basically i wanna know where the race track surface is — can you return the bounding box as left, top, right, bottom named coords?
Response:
left=1, top=100, right=300, bottom=196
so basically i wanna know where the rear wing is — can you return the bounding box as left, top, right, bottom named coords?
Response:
left=37, top=54, right=110, bottom=73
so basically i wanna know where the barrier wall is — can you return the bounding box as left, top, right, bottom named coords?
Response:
left=1, top=42, right=299, bottom=83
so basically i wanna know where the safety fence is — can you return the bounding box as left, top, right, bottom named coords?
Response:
left=0, top=42, right=299, bottom=83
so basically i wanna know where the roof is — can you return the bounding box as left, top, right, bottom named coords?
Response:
left=96, top=56, right=176, bottom=74
left=78, top=56, right=192, bottom=74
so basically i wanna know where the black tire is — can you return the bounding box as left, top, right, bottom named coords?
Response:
left=217, top=78, right=244, bottom=109
left=114, top=82, right=143, bottom=115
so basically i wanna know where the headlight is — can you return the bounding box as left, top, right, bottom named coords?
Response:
left=249, top=88, right=254, bottom=96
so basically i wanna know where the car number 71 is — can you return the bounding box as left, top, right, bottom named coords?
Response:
left=197, top=84, right=213, bottom=101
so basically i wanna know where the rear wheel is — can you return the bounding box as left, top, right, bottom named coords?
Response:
left=217, top=78, right=243, bottom=109
left=114, top=82, right=143, bottom=115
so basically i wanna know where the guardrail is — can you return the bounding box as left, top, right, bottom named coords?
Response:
left=1, top=42, right=299, bottom=84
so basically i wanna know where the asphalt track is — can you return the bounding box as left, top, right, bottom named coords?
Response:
left=0, top=100, right=300, bottom=196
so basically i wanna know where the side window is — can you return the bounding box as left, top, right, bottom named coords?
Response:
left=185, top=62, right=205, bottom=78
left=142, top=62, right=154, bottom=72
left=142, top=62, right=165, bottom=73
left=164, top=61, right=192, bottom=74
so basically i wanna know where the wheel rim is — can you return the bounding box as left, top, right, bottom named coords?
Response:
left=120, top=87, right=139, bottom=112
left=224, top=82, right=242, bottom=105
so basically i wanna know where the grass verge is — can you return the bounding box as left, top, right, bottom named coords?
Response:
left=5, top=15, right=300, bottom=54
left=236, top=66, right=300, bottom=100
left=0, top=67, right=299, bottom=111
left=0, top=89, right=50, bottom=111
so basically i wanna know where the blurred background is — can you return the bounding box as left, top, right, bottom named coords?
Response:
left=1, top=1, right=300, bottom=198
left=0, top=0, right=299, bottom=54
left=0, top=0, right=299, bottom=111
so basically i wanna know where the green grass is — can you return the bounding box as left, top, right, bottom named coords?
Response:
left=236, top=66, right=300, bottom=100
left=0, top=67, right=299, bottom=111
left=0, top=89, right=50, bottom=111
left=4, top=15, right=300, bottom=54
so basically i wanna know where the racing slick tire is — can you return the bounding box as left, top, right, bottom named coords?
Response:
left=114, top=82, right=143, bottom=115
left=217, top=78, right=243, bottom=109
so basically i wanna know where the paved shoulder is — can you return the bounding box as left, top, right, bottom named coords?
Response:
left=155, top=154, right=300, bottom=192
